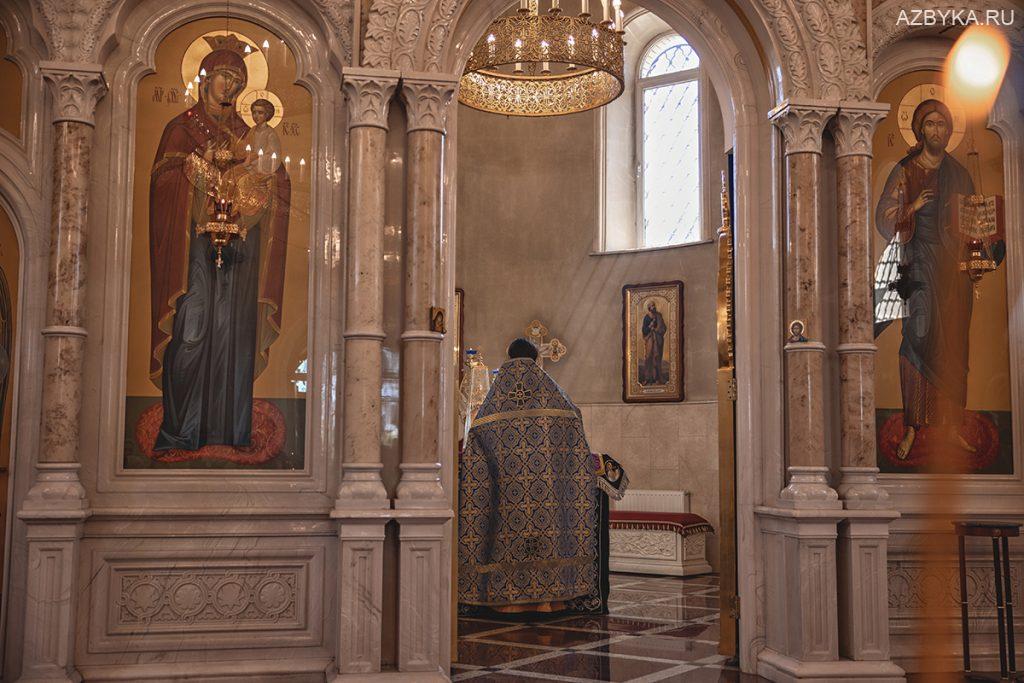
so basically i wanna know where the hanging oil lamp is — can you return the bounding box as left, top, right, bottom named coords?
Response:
left=959, top=237, right=997, bottom=286
left=197, top=194, right=246, bottom=268
left=955, top=131, right=1001, bottom=295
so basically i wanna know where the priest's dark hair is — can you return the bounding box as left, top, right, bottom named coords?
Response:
left=507, top=337, right=539, bottom=361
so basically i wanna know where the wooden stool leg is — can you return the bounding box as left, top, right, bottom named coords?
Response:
left=960, top=534, right=972, bottom=673
left=1002, top=536, right=1016, bottom=675
left=994, top=537, right=1009, bottom=679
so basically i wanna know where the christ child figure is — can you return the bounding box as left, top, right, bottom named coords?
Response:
left=242, top=98, right=282, bottom=175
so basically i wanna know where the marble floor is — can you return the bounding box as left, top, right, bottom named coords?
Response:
left=452, top=573, right=767, bottom=682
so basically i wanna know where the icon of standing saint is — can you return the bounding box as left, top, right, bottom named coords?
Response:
left=874, top=96, right=1006, bottom=461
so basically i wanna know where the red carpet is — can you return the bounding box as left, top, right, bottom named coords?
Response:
left=878, top=410, right=1000, bottom=471
left=135, top=400, right=286, bottom=465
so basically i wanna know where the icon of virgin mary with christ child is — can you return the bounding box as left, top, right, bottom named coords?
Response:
left=146, top=33, right=291, bottom=456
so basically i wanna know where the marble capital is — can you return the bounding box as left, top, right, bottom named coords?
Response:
left=40, top=61, right=107, bottom=126
left=342, top=68, right=400, bottom=130
left=769, top=99, right=837, bottom=155
left=834, top=102, right=890, bottom=158
left=400, top=75, right=458, bottom=134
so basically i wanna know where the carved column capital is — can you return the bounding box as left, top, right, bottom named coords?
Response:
left=834, top=102, right=890, bottom=159
left=769, top=99, right=836, bottom=156
left=400, top=75, right=458, bottom=135
left=342, top=67, right=400, bottom=131
left=40, top=61, right=107, bottom=126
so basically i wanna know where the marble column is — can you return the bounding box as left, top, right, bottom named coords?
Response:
left=393, top=75, right=458, bottom=679
left=769, top=100, right=840, bottom=509
left=833, top=102, right=903, bottom=679
left=17, top=62, right=106, bottom=683
left=395, top=76, right=456, bottom=509
left=833, top=102, right=891, bottom=509
left=331, top=67, right=398, bottom=679
left=335, top=68, right=399, bottom=510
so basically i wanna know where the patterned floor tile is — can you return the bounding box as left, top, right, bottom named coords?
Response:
left=454, top=674, right=577, bottom=682
left=608, top=603, right=717, bottom=622
left=591, top=635, right=721, bottom=662
left=515, top=652, right=679, bottom=681
left=651, top=666, right=766, bottom=682
left=543, top=614, right=677, bottom=634
left=455, top=573, right=770, bottom=682
left=461, top=619, right=526, bottom=636
left=458, top=640, right=554, bottom=666
left=652, top=622, right=717, bottom=640
left=481, top=625, right=612, bottom=648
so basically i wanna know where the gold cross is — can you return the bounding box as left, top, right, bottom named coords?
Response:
left=524, top=320, right=567, bottom=369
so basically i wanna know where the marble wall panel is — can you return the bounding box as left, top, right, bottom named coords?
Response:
left=77, top=534, right=332, bottom=669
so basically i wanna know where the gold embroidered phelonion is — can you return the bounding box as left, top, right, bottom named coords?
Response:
left=459, top=6, right=625, bottom=117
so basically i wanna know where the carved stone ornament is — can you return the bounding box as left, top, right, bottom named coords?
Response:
left=118, top=568, right=299, bottom=627
left=32, top=0, right=119, bottom=63
left=757, top=0, right=812, bottom=98
left=889, top=562, right=1022, bottom=612
left=401, top=76, right=457, bottom=134
left=342, top=69, right=400, bottom=130
left=769, top=100, right=835, bottom=155
left=834, top=102, right=890, bottom=158
left=311, top=0, right=355, bottom=65
left=362, top=0, right=459, bottom=71
left=610, top=529, right=677, bottom=559
left=872, top=1, right=1024, bottom=62
left=40, top=61, right=108, bottom=126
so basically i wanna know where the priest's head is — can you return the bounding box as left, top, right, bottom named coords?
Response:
left=507, top=338, right=539, bottom=361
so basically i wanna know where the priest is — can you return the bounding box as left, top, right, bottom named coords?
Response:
left=458, top=338, right=624, bottom=619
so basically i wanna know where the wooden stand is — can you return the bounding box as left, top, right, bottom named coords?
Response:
left=954, top=521, right=1021, bottom=681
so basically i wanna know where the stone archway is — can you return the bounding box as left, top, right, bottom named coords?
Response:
left=435, top=0, right=780, bottom=672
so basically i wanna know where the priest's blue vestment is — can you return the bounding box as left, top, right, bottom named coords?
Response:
left=458, top=357, right=603, bottom=616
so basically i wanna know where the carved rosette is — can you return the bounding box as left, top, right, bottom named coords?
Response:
left=833, top=102, right=889, bottom=158
left=342, top=69, right=400, bottom=130
left=41, top=62, right=108, bottom=126
left=769, top=100, right=835, bottom=155
left=401, top=77, right=457, bottom=134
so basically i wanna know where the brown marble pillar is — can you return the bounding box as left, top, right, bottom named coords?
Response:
left=18, top=62, right=105, bottom=683
left=769, top=100, right=840, bottom=508
left=395, top=76, right=456, bottom=509
left=335, top=69, right=399, bottom=509
left=833, top=103, right=892, bottom=509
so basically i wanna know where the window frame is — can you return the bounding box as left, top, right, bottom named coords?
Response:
left=634, top=32, right=704, bottom=249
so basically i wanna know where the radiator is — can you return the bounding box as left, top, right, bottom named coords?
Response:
left=610, top=489, right=691, bottom=514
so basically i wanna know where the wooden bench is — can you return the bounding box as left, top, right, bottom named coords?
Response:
left=608, top=490, right=714, bottom=576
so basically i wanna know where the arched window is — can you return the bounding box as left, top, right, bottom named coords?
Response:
left=636, top=33, right=702, bottom=247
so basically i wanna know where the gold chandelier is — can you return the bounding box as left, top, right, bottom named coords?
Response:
left=459, top=0, right=626, bottom=117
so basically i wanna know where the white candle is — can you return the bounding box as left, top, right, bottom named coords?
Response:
left=581, top=0, right=589, bottom=16
left=601, top=0, right=609, bottom=21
